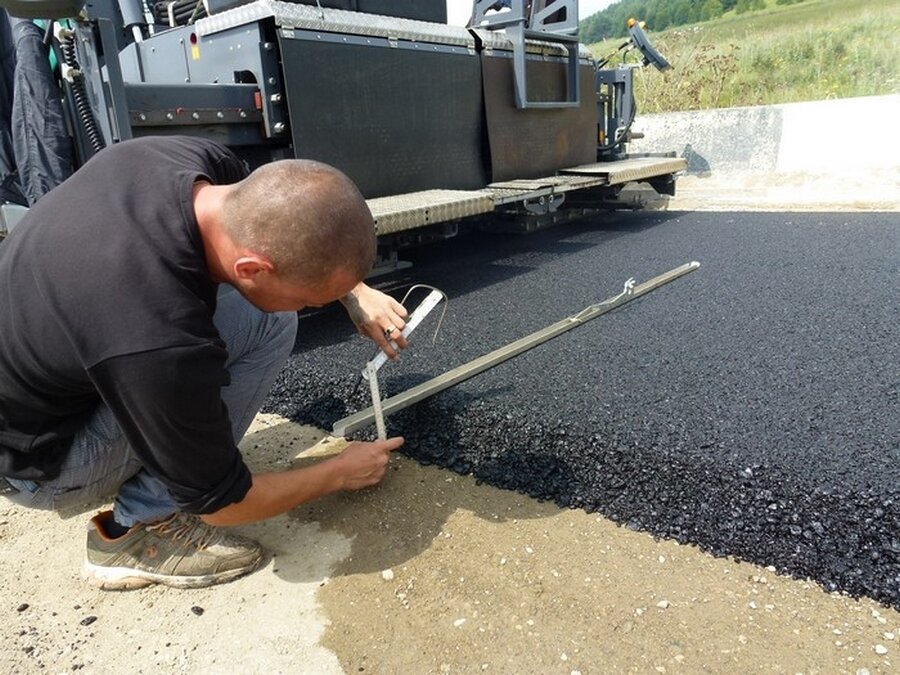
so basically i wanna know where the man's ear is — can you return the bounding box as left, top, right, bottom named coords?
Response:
left=233, top=254, right=275, bottom=280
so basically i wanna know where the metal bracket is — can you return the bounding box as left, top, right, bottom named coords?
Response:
left=523, top=193, right=564, bottom=215
left=97, top=18, right=133, bottom=142
left=470, top=0, right=580, bottom=109
left=357, top=285, right=448, bottom=439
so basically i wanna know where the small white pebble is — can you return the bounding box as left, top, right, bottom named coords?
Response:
left=738, top=635, right=748, bottom=645
left=884, top=632, right=896, bottom=640
left=748, top=601, right=757, bottom=610
left=453, top=618, right=466, bottom=628
left=856, top=668, right=871, bottom=675
left=658, top=556, right=666, bottom=563
left=500, top=558, right=507, bottom=566
left=481, top=665, right=488, bottom=671
left=656, top=600, right=670, bottom=609
left=874, top=644, right=888, bottom=655
left=525, top=546, right=534, bottom=554
left=674, top=655, right=685, bottom=663
left=560, top=653, right=568, bottom=661
left=833, top=629, right=843, bottom=635
left=635, top=608, right=644, bottom=616
left=571, top=671, right=583, bottom=675
left=381, top=569, right=394, bottom=581
left=877, top=616, right=887, bottom=625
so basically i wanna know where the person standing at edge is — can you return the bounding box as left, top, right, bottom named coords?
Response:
left=0, top=135, right=408, bottom=589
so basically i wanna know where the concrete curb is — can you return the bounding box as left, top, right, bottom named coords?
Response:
left=627, top=95, right=900, bottom=211
left=630, top=94, right=900, bottom=175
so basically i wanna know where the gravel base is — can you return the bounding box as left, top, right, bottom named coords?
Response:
left=265, top=211, right=900, bottom=609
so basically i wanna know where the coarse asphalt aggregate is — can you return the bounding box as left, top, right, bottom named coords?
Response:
left=264, top=210, right=900, bottom=610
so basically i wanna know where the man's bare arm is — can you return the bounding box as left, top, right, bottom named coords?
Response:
left=201, top=437, right=404, bottom=526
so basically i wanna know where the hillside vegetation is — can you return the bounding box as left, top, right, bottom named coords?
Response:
left=586, top=0, right=900, bottom=112
left=582, top=0, right=764, bottom=42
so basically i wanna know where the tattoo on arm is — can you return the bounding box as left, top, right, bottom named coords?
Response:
left=340, top=290, right=367, bottom=326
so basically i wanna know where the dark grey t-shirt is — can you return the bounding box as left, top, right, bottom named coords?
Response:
left=0, top=136, right=253, bottom=514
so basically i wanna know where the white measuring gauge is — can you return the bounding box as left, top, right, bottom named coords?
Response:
left=362, top=289, right=446, bottom=378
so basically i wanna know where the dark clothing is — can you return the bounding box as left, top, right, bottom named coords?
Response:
left=0, top=135, right=254, bottom=514
left=0, top=12, right=73, bottom=205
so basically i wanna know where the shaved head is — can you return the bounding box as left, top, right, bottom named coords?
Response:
left=220, top=160, right=375, bottom=287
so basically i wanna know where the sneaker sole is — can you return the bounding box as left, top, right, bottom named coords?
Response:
left=82, top=556, right=263, bottom=590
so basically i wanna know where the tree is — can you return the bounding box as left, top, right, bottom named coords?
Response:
left=669, top=0, right=694, bottom=26
left=700, top=0, right=724, bottom=21
left=735, top=0, right=765, bottom=14
left=578, top=0, right=732, bottom=40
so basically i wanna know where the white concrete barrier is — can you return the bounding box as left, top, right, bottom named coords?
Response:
left=627, top=95, right=900, bottom=211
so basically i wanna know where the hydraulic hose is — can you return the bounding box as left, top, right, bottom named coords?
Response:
left=598, top=92, right=636, bottom=154
left=59, top=31, right=106, bottom=153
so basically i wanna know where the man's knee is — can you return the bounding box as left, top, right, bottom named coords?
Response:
left=269, top=311, right=298, bottom=356
left=215, top=287, right=297, bottom=363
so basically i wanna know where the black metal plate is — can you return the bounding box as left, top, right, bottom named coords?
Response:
left=279, top=36, right=486, bottom=198
left=482, top=57, right=596, bottom=182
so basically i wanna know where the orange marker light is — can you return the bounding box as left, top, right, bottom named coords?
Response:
left=190, top=33, right=200, bottom=60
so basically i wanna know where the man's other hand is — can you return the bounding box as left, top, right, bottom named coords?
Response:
left=340, top=282, right=409, bottom=358
left=201, top=436, right=405, bottom=527
left=332, top=437, right=405, bottom=490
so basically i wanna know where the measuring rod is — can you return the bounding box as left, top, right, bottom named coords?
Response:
left=334, top=261, right=700, bottom=437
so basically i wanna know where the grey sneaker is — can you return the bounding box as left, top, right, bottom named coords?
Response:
left=83, top=511, right=264, bottom=590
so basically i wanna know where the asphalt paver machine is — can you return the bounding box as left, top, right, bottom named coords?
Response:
left=0, top=0, right=683, bottom=264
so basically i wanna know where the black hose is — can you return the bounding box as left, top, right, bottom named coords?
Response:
left=598, top=91, right=636, bottom=154
left=60, top=32, right=106, bottom=154
left=153, top=0, right=207, bottom=25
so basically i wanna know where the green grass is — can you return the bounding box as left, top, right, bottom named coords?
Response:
left=588, top=0, right=900, bottom=112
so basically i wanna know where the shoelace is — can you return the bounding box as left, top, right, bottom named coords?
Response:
left=147, top=514, right=215, bottom=550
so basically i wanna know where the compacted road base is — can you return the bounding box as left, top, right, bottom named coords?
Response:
left=266, top=210, right=899, bottom=611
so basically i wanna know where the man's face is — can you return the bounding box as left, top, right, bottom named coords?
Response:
left=239, top=267, right=358, bottom=313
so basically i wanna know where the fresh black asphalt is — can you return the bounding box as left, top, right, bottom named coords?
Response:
left=264, top=210, right=900, bottom=609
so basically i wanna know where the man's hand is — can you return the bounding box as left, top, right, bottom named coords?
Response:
left=341, top=282, right=409, bottom=358
left=201, top=436, right=405, bottom=526
left=330, top=437, right=405, bottom=490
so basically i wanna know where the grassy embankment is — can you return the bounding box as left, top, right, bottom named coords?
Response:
left=588, top=0, right=900, bottom=112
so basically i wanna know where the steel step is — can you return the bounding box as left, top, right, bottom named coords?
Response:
left=562, top=156, right=687, bottom=186
left=366, top=156, right=686, bottom=234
